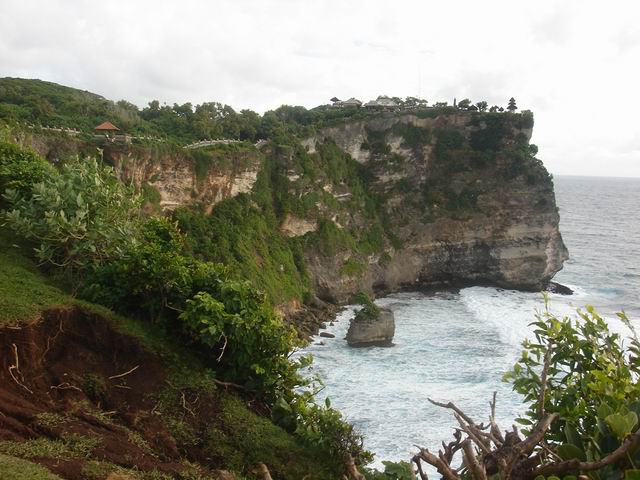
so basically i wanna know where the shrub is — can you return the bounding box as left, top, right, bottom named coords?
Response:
left=469, top=115, right=507, bottom=151
left=3, top=157, right=141, bottom=275
left=504, top=303, right=640, bottom=474
left=352, top=292, right=380, bottom=320
left=180, top=287, right=301, bottom=396
left=83, top=217, right=197, bottom=319
left=0, top=141, right=52, bottom=197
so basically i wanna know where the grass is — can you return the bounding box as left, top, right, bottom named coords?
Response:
left=0, top=433, right=100, bottom=460
left=205, top=393, right=339, bottom=479
left=0, top=454, right=63, bottom=480
left=0, top=227, right=73, bottom=326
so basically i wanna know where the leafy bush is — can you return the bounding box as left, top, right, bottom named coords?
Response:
left=469, top=115, right=507, bottom=151
left=180, top=287, right=301, bottom=396
left=391, top=123, right=431, bottom=151
left=82, top=217, right=198, bottom=319
left=353, top=292, right=380, bottom=320
left=0, top=141, right=52, bottom=197
left=3, top=157, right=141, bottom=274
left=505, top=302, right=640, bottom=475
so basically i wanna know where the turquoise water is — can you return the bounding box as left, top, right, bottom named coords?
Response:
left=301, top=175, right=640, bottom=468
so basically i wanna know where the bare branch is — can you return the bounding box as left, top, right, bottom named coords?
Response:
left=455, top=413, right=492, bottom=454
left=415, top=448, right=460, bottom=480
left=489, top=392, right=504, bottom=445
left=257, top=463, right=273, bottom=480
left=462, top=440, right=487, bottom=480
left=428, top=398, right=476, bottom=427
left=345, top=454, right=365, bottom=480
left=108, top=365, right=139, bottom=380
left=537, top=345, right=553, bottom=419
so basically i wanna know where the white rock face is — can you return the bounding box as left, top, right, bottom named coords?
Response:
left=280, top=214, right=317, bottom=237
left=107, top=148, right=261, bottom=212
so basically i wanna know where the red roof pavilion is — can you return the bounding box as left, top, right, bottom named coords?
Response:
left=94, top=121, right=120, bottom=132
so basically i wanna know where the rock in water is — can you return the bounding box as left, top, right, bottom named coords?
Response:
left=546, top=281, right=573, bottom=295
left=346, top=307, right=395, bottom=347
left=319, top=331, right=335, bottom=338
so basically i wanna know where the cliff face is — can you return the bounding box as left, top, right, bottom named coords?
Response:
left=8, top=111, right=568, bottom=305
left=297, top=112, right=568, bottom=302
left=103, top=144, right=261, bottom=212
left=11, top=131, right=262, bottom=214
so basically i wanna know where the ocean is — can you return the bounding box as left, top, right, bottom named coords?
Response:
left=301, top=175, right=640, bottom=469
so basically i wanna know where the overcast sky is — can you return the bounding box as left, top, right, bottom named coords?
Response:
left=1, top=0, right=639, bottom=177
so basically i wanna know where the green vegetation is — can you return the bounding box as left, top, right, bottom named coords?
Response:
left=341, top=258, right=366, bottom=277
left=0, top=433, right=100, bottom=459
left=0, top=141, right=53, bottom=198
left=0, top=454, right=64, bottom=480
left=505, top=303, right=640, bottom=475
left=391, top=122, right=431, bottom=152
left=204, top=394, right=341, bottom=478
left=3, top=156, right=141, bottom=275
left=0, top=141, right=370, bottom=476
left=0, top=226, right=73, bottom=326
left=469, top=114, right=508, bottom=151
left=353, top=292, right=381, bottom=320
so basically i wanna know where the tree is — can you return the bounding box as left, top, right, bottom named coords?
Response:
left=489, top=105, right=499, bottom=113
left=476, top=101, right=488, bottom=112
left=411, top=304, right=640, bottom=480
left=457, top=98, right=471, bottom=110
left=507, top=97, right=517, bottom=112
left=0, top=141, right=53, bottom=197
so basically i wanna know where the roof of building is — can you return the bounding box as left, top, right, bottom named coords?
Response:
left=94, top=121, right=120, bottom=131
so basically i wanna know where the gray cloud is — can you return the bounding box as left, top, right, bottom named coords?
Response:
left=0, top=0, right=638, bottom=177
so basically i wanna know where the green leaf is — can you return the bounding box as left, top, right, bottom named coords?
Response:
left=557, top=443, right=586, bottom=461
left=564, top=422, right=584, bottom=451
left=605, top=412, right=638, bottom=440
left=625, top=470, right=640, bottom=480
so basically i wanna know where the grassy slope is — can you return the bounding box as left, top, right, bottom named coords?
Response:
left=0, top=230, right=339, bottom=479
left=0, top=454, right=63, bottom=480
left=0, top=228, right=73, bottom=326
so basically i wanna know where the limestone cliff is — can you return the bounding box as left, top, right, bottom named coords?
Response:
left=9, top=130, right=262, bottom=214
left=7, top=110, right=568, bottom=306
left=296, top=112, right=568, bottom=302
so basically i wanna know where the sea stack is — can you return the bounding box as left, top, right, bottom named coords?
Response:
left=346, top=307, right=395, bottom=347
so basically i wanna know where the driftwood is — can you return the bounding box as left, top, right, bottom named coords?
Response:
left=412, top=392, right=639, bottom=480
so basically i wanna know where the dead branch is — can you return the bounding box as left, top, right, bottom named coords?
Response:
left=462, top=439, right=487, bottom=480
left=532, top=431, right=640, bottom=477
left=257, top=463, right=273, bottom=480
left=9, top=343, right=33, bottom=394
left=454, top=413, right=492, bottom=454
left=213, top=378, right=246, bottom=390
left=415, top=448, right=460, bottom=480
left=217, top=333, right=228, bottom=363
left=40, top=319, right=64, bottom=364
left=108, top=365, right=139, bottom=380
left=50, top=382, right=82, bottom=392
left=537, top=345, right=553, bottom=419
left=412, top=456, right=429, bottom=480
left=428, top=398, right=477, bottom=427
left=489, top=391, right=504, bottom=445
left=345, top=454, right=366, bottom=480
left=181, top=392, right=195, bottom=417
